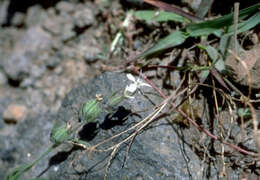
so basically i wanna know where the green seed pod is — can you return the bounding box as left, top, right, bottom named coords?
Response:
left=81, top=99, right=101, bottom=123
left=50, top=123, right=71, bottom=145
left=108, top=95, right=125, bottom=107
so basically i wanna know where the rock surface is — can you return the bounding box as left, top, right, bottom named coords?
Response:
left=1, top=72, right=202, bottom=179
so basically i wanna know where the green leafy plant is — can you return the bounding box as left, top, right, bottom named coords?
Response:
left=133, top=3, right=260, bottom=60
left=6, top=73, right=151, bottom=180
left=7, top=97, right=103, bottom=180
left=81, top=99, right=102, bottom=123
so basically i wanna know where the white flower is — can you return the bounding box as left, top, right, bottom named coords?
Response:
left=124, top=73, right=151, bottom=99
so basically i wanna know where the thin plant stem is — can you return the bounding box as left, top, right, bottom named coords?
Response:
left=131, top=65, right=257, bottom=156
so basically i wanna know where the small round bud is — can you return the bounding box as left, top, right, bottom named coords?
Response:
left=50, top=123, right=71, bottom=145
left=81, top=99, right=102, bottom=123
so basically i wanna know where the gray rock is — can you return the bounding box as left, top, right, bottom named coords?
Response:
left=73, top=34, right=102, bottom=63
left=20, top=64, right=46, bottom=88
left=11, top=12, right=25, bottom=26
left=83, top=46, right=101, bottom=63
left=0, top=112, right=57, bottom=179
left=60, top=23, right=75, bottom=42
left=45, top=55, right=63, bottom=69
left=0, top=70, right=7, bottom=85
left=43, top=15, right=62, bottom=35
left=2, top=26, right=51, bottom=81
left=43, top=11, right=75, bottom=41
left=56, top=1, right=75, bottom=14
left=25, top=5, right=48, bottom=27
left=53, top=73, right=203, bottom=179
left=73, top=5, right=95, bottom=28
left=1, top=72, right=203, bottom=179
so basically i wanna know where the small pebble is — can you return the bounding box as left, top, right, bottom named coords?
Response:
left=3, top=104, right=28, bottom=124
left=73, top=6, right=95, bottom=28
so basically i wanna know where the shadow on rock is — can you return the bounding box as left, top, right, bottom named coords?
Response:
left=37, top=146, right=78, bottom=178
left=78, top=122, right=98, bottom=141
left=100, top=106, right=131, bottom=130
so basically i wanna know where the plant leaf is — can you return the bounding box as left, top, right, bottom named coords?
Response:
left=195, top=0, right=214, bottom=18
left=143, top=0, right=201, bottom=22
left=134, top=30, right=188, bottom=60
left=187, top=3, right=260, bottom=37
left=7, top=164, right=32, bottom=180
left=225, top=11, right=260, bottom=35
left=134, top=10, right=189, bottom=23
left=199, top=70, right=210, bottom=83
left=205, top=45, right=225, bottom=72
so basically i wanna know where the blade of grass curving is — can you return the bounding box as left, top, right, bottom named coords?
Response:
left=187, top=3, right=260, bottom=37
left=133, top=30, right=188, bottom=60
left=134, top=10, right=190, bottom=23
left=225, top=11, right=260, bottom=35
left=7, top=146, right=53, bottom=180
left=219, top=35, right=232, bottom=57
left=218, top=11, right=260, bottom=56
left=143, top=0, right=201, bottom=22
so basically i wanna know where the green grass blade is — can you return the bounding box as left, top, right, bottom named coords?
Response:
left=187, top=3, right=260, bottom=37
left=134, top=30, right=188, bottom=60
left=195, top=0, right=214, bottom=18
left=134, top=10, right=190, bottom=23
left=7, top=164, right=28, bottom=180
left=225, top=11, right=260, bottom=35
left=7, top=146, right=53, bottom=180
left=205, top=45, right=225, bottom=72
left=200, top=70, right=210, bottom=83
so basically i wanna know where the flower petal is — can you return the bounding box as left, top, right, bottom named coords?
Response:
left=125, top=83, right=137, bottom=93
left=137, top=79, right=151, bottom=87
left=125, top=95, right=135, bottom=99
left=140, top=82, right=151, bottom=87
left=126, top=73, right=136, bottom=82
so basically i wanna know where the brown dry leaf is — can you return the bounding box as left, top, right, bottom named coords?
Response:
left=226, top=44, right=260, bottom=88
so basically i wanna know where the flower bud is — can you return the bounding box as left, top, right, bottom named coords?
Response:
left=81, top=99, right=101, bottom=123
left=108, top=94, right=125, bottom=107
left=50, top=123, right=71, bottom=145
